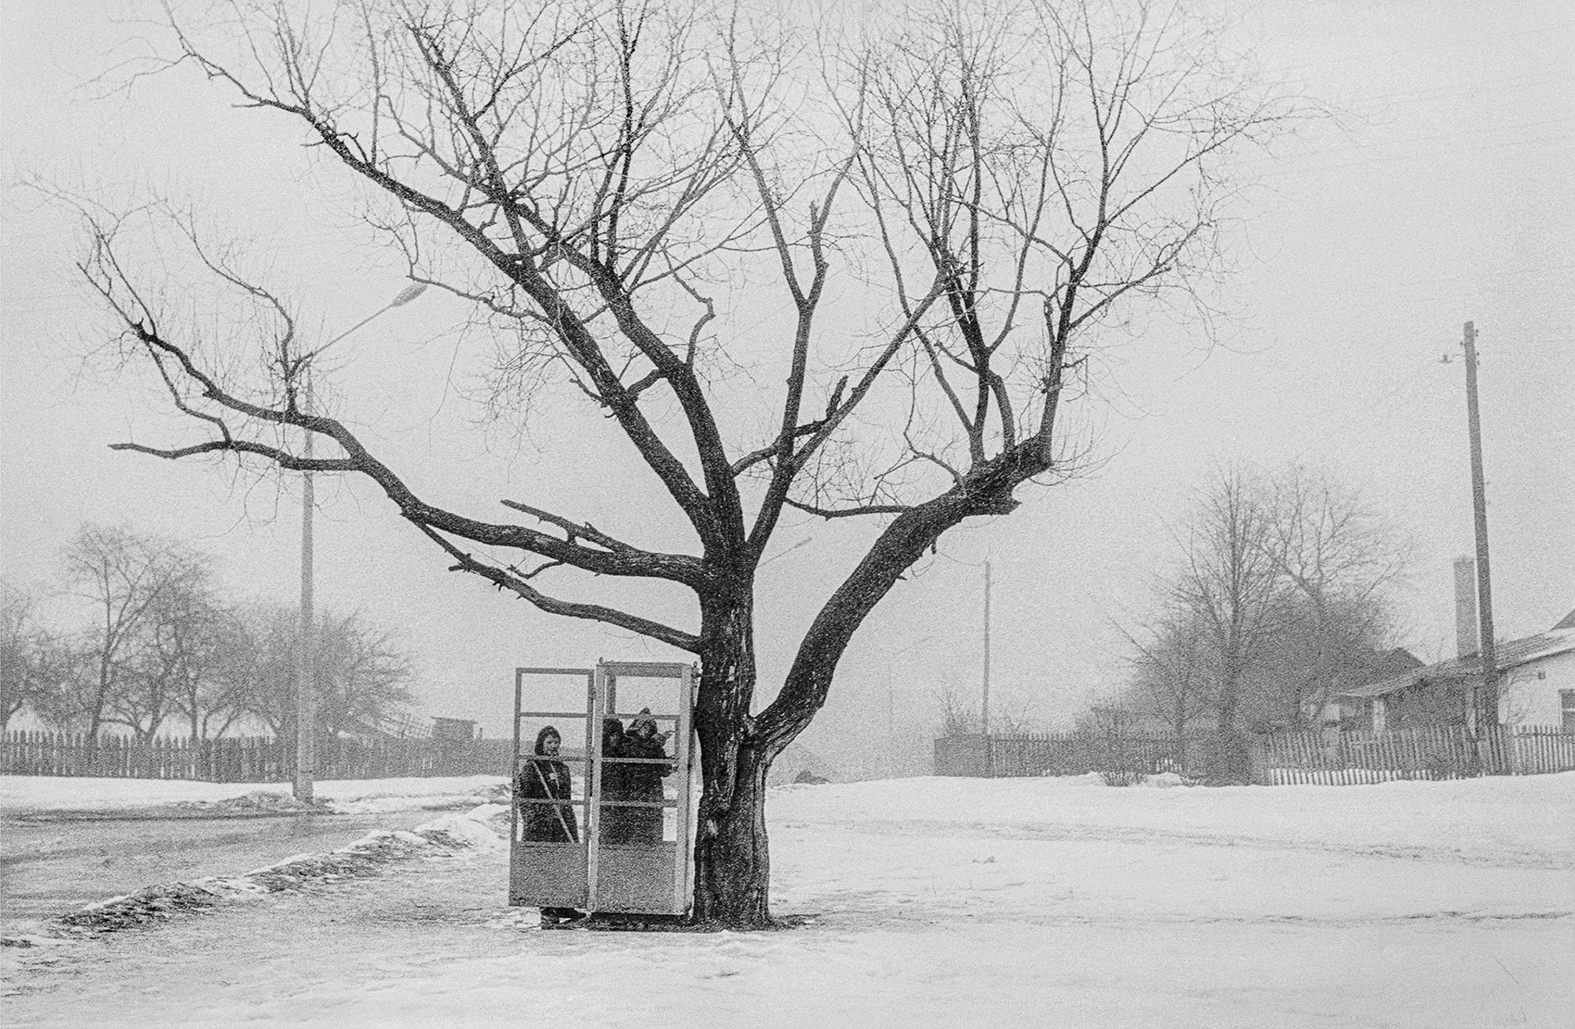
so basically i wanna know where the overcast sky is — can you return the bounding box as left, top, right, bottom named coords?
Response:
left=2, top=0, right=1571, bottom=770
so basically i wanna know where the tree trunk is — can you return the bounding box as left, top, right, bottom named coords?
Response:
left=685, top=484, right=1022, bottom=926
left=692, top=737, right=773, bottom=926
left=690, top=592, right=779, bottom=928
left=1209, top=690, right=1251, bottom=785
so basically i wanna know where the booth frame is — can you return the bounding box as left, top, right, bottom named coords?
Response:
left=509, top=661, right=696, bottom=917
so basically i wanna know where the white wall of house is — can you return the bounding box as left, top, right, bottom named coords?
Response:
left=1499, top=649, right=1575, bottom=728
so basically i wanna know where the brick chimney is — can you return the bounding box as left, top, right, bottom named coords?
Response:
left=1453, top=556, right=1479, bottom=658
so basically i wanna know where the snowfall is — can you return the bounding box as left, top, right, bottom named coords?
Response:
left=3, top=771, right=1572, bottom=1028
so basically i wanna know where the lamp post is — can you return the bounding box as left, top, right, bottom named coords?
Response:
left=294, top=282, right=427, bottom=803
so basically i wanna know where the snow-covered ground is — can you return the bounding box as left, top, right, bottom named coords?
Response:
left=4, top=772, right=1573, bottom=1028
left=0, top=774, right=506, bottom=815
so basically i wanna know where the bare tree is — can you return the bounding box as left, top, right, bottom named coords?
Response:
left=1121, top=464, right=1404, bottom=780
left=1117, top=607, right=1211, bottom=762
left=1243, top=591, right=1392, bottom=729
left=72, top=0, right=1294, bottom=924
left=932, top=684, right=979, bottom=736
left=104, top=554, right=227, bottom=741
left=59, top=525, right=204, bottom=738
left=1257, top=465, right=1406, bottom=726
left=0, top=583, right=51, bottom=730
left=232, top=604, right=414, bottom=740
left=146, top=574, right=252, bottom=743
left=311, top=612, right=417, bottom=738
left=1164, top=466, right=1285, bottom=780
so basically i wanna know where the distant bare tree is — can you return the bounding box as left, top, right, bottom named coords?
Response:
left=233, top=604, right=415, bottom=740
left=146, top=575, right=252, bottom=742
left=1120, top=464, right=1405, bottom=780
left=933, top=684, right=979, bottom=736
left=1257, top=466, right=1406, bottom=726
left=71, top=0, right=1296, bottom=924
left=313, top=613, right=417, bottom=738
left=60, top=526, right=204, bottom=738
left=106, top=553, right=230, bottom=741
left=1117, top=608, right=1211, bottom=762
left=1245, top=591, right=1392, bottom=729
left=1, top=583, right=51, bottom=730
left=1166, top=466, right=1285, bottom=780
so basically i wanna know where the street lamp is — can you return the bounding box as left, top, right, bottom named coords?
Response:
left=294, top=282, right=427, bottom=803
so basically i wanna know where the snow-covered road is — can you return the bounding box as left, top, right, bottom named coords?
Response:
left=4, top=772, right=1572, bottom=1028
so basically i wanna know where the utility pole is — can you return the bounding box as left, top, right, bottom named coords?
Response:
left=293, top=282, right=427, bottom=804
left=296, top=369, right=316, bottom=803
left=982, top=559, right=992, bottom=776
left=976, top=557, right=989, bottom=734
left=1461, top=321, right=1498, bottom=737
left=886, top=675, right=895, bottom=779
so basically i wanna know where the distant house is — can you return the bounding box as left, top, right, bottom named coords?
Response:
left=767, top=740, right=841, bottom=786
left=431, top=716, right=479, bottom=742
left=1318, top=648, right=1424, bottom=728
left=1335, top=610, right=1575, bottom=732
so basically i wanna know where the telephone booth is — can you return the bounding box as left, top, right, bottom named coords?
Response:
left=509, top=661, right=696, bottom=918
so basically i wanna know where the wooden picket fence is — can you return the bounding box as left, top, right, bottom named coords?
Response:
left=1254, top=725, right=1575, bottom=785
left=0, top=730, right=513, bottom=782
left=935, top=726, right=1575, bottom=784
left=936, top=730, right=1213, bottom=779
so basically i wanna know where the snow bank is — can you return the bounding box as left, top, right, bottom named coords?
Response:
left=0, top=774, right=508, bottom=816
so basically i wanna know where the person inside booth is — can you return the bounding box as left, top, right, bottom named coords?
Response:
left=598, top=717, right=630, bottom=843
left=623, top=709, right=674, bottom=845
left=519, top=725, right=578, bottom=842
left=517, top=725, right=582, bottom=925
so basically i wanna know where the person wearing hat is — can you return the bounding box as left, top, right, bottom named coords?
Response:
left=622, top=708, right=674, bottom=845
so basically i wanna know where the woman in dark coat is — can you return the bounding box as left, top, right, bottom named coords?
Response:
left=517, top=725, right=582, bottom=925
left=622, top=709, right=674, bottom=845
left=518, top=726, right=578, bottom=843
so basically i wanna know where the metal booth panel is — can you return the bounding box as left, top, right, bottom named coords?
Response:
left=589, top=661, right=695, bottom=916
left=509, top=668, right=594, bottom=909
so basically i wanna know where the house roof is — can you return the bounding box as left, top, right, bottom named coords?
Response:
left=1337, top=621, right=1575, bottom=699
left=1376, top=647, right=1424, bottom=673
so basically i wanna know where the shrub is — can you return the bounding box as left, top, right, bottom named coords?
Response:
left=1099, top=769, right=1148, bottom=787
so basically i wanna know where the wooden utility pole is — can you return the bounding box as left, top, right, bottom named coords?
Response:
left=982, top=560, right=992, bottom=775
left=1461, top=321, right=1498, bottom=734
left=296, top=370, right=316, bottom=804
left=982, top=560, right=992, bottom=733
left=886, top=676, right=895, bottom=778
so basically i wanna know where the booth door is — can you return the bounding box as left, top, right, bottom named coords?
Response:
left=509, top=667, right=593, bottom=910
left=588, top=662, right=694, bottom=916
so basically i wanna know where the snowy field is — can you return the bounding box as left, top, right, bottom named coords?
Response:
left=4, top=772, right=1573, bottom=1028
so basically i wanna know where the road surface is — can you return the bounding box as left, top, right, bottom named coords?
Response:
left=0, top=808, right=440, bottom=933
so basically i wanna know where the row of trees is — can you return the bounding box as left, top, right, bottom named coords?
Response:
left=1108, top=464, right=1407, bottom=781
left=1, top=525, right=414, bottom=741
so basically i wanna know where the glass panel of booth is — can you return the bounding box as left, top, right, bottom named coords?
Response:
left=510, top=668, right=594, bottom=910
left=589, top=663, right=694, bottom=915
